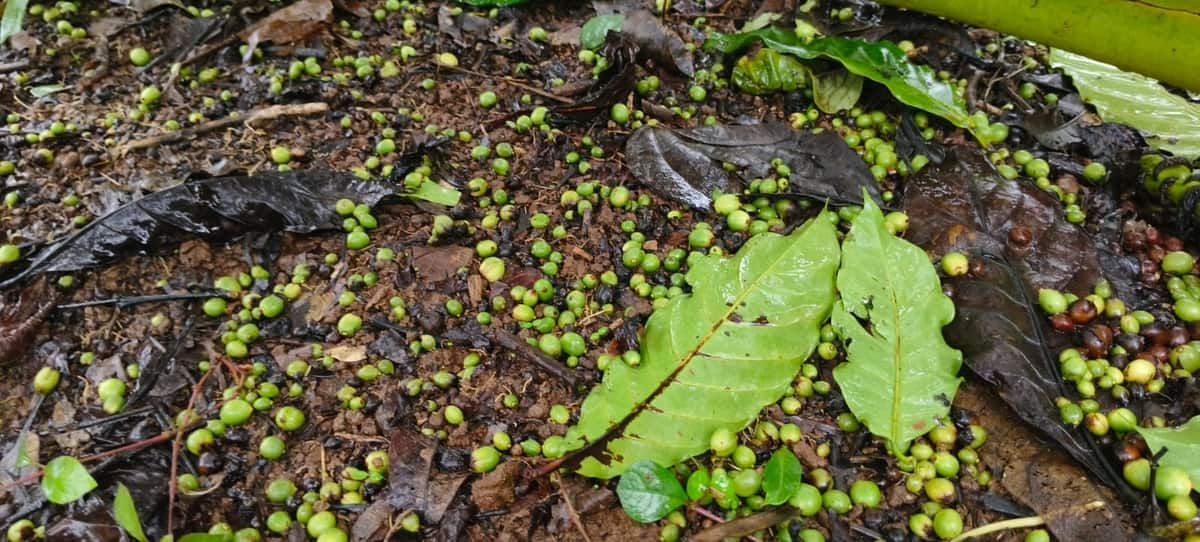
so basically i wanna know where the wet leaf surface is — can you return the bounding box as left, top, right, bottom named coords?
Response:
left=0, top=168, right=428, bottom=289
left=1050, top=48, right=1200, bottom=159
left=624, top=122, right=879, bottom=210
left=614, top=460, right=686, bottom=523
left=902, top=147, right=1145, bottom=498
left=730, top=48, right=808, bottom=96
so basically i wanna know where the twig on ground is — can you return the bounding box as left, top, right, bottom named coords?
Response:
left=57, top=292, right=217, bottom=310
left=948, top=500, right=1106, bottom=542
left=118, top=102, right=329, bottom=154
left=487, top=329, right=580, bottom=387
left=445, top=66, right=573, bottom=104
left=557, top=478, right=594, bottom=542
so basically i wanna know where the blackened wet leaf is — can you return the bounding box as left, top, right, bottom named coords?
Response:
left=1022, top=105, right=1145, bottom=160
left=730, top=48, right=808, bottom=95
left=625, top=122, right=879, bottom=210
left=0, top=168, right=436, bottom=289
left=902, top=147, right=1144, bottom=499
left=591, top=4, right=694, bottom=76
left=551, top=31, right=638, bottom=122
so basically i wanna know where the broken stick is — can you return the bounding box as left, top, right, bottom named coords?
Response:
left=118, top=102, right=328, bottom=154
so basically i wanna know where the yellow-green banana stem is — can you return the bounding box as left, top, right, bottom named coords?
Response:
left=874, top=0, right=1200, bottom=92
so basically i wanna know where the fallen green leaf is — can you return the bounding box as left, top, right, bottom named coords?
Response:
left=565, top=214, right=840, bottom=478
left=0, top=0, right=28, bottom=46
left=761, top=448, right=803, bottom=505
left=1135, top=416, right=1200, bottom=488
left=113, top=483, right=148, bottom=542
left=1050, top=48, right=1200, bottom=159
left=403, top=180, right=462, bottom=206
left=615, top=460, right=687, bottom=523
left=832, top=194, right=962, bottom=456
left=41, top=456, right=98, bottom=504
left=706, top=29, right=972, bottom=136
left=29, top=84, right=69, bottom=98
left=730, top=48, right=808, bottom=95
left=580, top=14, right=624, bottom=50
left=810, top=68, right=864, bottom=114
left=740, top=11, right=782, bottom=33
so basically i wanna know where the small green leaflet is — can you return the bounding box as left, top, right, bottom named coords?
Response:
left=580, top=14, right=624, bottom=50
left=1135, top=416, right=1200, bottom=488
left=615, top=460, right=687, bottom=523
left=29, top=84, right=69, bottom=98
left=831, top=194, right=962, bottom=456
left=403, top=180, right=461, bottom=206
left=705, top=28, right=973, bottom=137
left=0, top=0, right=28, bottom=46
left=113, top=483, right=149, bottom=542
left=564, top=214, right=840, bottom=478
left=41, top=456, right=98, bottom=504
left=810, top=69, right=864, bottom=114
left=1050, top=48, right=1200, bottom=159
left=761, top=448, right=803, bottom=505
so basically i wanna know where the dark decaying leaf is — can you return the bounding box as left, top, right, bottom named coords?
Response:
left=550, top=31, right=638, bottom=122
left=0, top=170, right=398, bottom=290
left=1022, top=103, right=1146, bottom=160
left=351, top=427, right=467, bottom=541
left=624, top=122, right=879, bottom=210
left=902, top=147, right=1146, bottom=500
left=592, top=3, right=694, bottom=76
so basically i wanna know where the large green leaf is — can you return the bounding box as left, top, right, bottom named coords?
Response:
left=810, top=69, right=864, bottom=114
left=565, top=214, right=841, bottom=478
left=41, top=456, right=97, bottom=504
left=615, top=460, right=687, bottom=523
left=1135, top=416, right=1200, bottom=488
left=1049, top=48, right=1200, bottom=159
left=832, top=196, right=962, bottom=455
left=706, top=29, right=972, bottom=136
left=113, top=483, right=149, bottom=542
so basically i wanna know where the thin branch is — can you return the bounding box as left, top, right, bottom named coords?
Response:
left=948, top=501, right=1106, bottom=542
left=118, top=102, right=328, bottom=154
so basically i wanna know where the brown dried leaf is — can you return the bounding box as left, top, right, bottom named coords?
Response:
left=239, top=0, right=333, bottom=52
